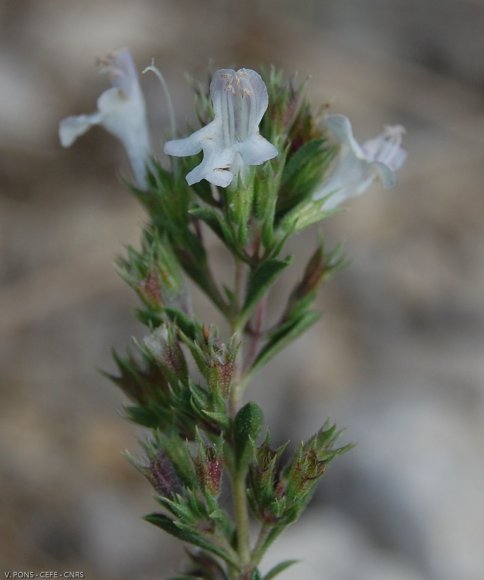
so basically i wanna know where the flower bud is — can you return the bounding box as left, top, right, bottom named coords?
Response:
left=192, top=431, right=224, bottom=497
left=143, top=325, right=188, bottom=382
left=188, top=327, right=238, bottom=398
left=138, top=270, right=163, bottom=309
left=148, top=449, right=183, bottom=498
left=248, top=436, right=286, bottom=524
left=195, top=446, right=223, bottom=497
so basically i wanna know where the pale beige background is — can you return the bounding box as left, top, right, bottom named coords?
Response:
left=1, top=1, right=483, bottom=579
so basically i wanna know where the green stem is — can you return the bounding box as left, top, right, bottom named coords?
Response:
left=234, top=256, right=245, bottom=314
left=251, top=525, right=285, bottom=567
left=229, top=256, right=245, bottom=417
left=228, top=254, right=253, bottom=577
left=232, top=466, right=251, bottom=574
left=244, top=296, right=266, bottom=371
left=250, top=523, right=271, bottom=567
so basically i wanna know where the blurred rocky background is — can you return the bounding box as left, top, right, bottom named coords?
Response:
left=1, top=1, right=483, bottom=578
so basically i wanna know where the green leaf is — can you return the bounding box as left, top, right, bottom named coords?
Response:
left=239, top=258, right=291, bottom=327
left=201, top=410, right=231, bottom=431
left=145, top=513, right=238, bottom=567
left=278, top=198, right=333, bottom=236
left=174, top=240, right=228, bottom=315
left=154, top=432, right=197, bottom=488
left=180, top=547, right=231, bottom=579
left=164, top=307, right=202, bottom=340
left=135, top=307, right=163, bottom=328
left=278, top=139, right=335, bottom=214
left=124, top=404, right=169, bottom=429
left=190, top=206, right=238, bottom=255
left=263, top=559, right=299, bottom=579
left=234, top=402, right=264, bottom=473
left=282, top=139, right=324, bottom=186
left=251, top=310, right=322, bottom=375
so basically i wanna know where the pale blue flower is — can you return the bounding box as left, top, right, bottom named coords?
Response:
left=164, top=68, right=278, bottom=187
left=316, top=114, right=407, bottom=209
left=59, top=48, right=151, bottom=189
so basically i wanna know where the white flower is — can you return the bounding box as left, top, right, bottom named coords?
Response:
left=315, top=114, right=407, bottom=209
left=59, top=48, right=151, bottom=189
left=164, top=68, right=278, bottom=187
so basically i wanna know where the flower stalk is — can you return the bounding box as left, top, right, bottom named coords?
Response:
left=60, top=53, right=406, bottom=579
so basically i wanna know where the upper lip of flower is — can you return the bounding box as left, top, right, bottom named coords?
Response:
left=58, top=48, right=151, bottom=189
left=325, top=113, right=407, bottom=183
left=314, top=113, right=407, bottom=208
left=164, top=68, right=278, bottom=187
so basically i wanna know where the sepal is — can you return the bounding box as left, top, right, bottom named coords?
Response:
left=247, top=424, right=352, bottom=526
left=193, top=429, right=224, bottom=497
left=281, top=422, right=353, bottom=523
left=180, top=325, right=238, bottom=399
left=115, top=229, right=189, bottom=320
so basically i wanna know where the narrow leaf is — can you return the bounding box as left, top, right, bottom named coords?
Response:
left=251, top=311, right=322, bottom=375
left=145, top=513, right=238, bottom=567
left=239, top=258, right=291, bottom=327
left=190, top=206, right=234, bottom=249
left=263, top=559, right=299, bottom=579
left=201, top=410, right=231, bottom=431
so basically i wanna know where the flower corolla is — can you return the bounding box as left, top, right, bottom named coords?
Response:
left=164, top=68, right=278, bottom=187
left=59, top=48, right=151, bottom=189
left=315, top=114, right=407, bottom=209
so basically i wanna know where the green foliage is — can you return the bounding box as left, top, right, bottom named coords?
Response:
left=180, top=326, right=239, bottom=399
left=263, top=560, right=299, bottom=579
left=238, top=258, right=291, bottom=328
left=250, top=310, right=322, bottom=377
left=175, top=549, right=230, bottom=579
left=248, top=425, right=353, bottom=527
left=283, top=240, right=346, bottom=321
left=281, top=422, right=354, bottom=523
left=233, top=402, right=264, bottom=474
left=115, top=229, right=187, bottom=315
left=105, top=67, right=354, bottom=579
left=136, top=160, right=229, bottom=315
left=277, top=138, right=336, bottom=215
left=146, top=513, right=238, bottom=568
left=108, top=323, right=238, bottom=436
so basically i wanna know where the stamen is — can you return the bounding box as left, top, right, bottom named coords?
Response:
left=143, top=60, right=177, bottom=138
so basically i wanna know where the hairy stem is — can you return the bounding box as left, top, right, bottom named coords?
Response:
left=228, top=255, right=253, bottom=577
left=250, top=523, right=272, bottom=568
left=232, top=466, right=251, bottom=575
left=245, top=296, right=266, bottom=370
left=229, top=256, right=245, bottom=417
